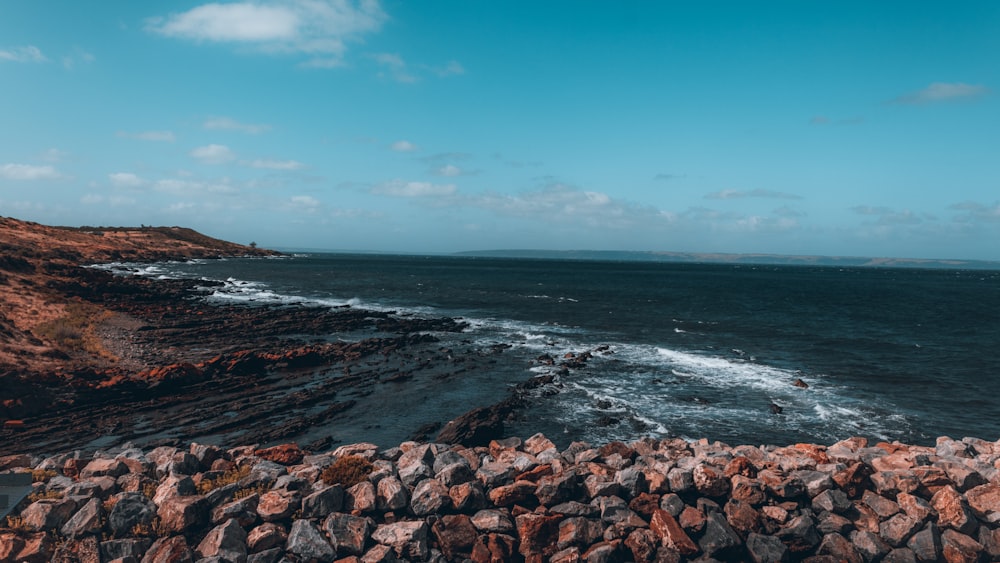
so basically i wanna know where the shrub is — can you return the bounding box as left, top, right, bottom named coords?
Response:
left=196, top=464, right=251, bottom=495
left=320, top=455, right=373, bottom=487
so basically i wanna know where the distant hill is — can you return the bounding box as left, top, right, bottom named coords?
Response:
left=454, top=249, right=1000, bottom=270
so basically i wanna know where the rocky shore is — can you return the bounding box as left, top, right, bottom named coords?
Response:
left=4, top=433, right=1000, bottom=562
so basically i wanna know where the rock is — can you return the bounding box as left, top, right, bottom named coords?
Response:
left=247, top=548, right=283, bottom=563
left=361, top=543, right=399, bottom=563
left=411, top=477, right=452, bottom=515
left=625, top=527, right=658, bottom=562
left=376, top=476, right=409, bottom=512
left=897, top=491, right=936, bottom=523
left=615, top=467, right=647, bottom=500
left=731, top=475, right=768, bottom=506
left=141, top=536, right=194, bottom=563
left=964, top=482, right=1000, bottom=523
left=256, top=490, right=300, bottom=521
left=931, top=485, right=978, bottom=536
left=212, top=493, right=260, bottom=528
left=61, top=497, right=103, bottom=538
left=883, top=547, right=919, bottom=563
left=863, top=490, right=901, bottom=518
left=13, top=531, right=57, bottom=563
left=346, top=481, right=376, bottom=513
left=80, top=458, right=130, bottom=479
left=470, top=533, right=518, bottom=563
left=196, top=518, right=248, bottom=561
left=776, top=515, right=820, bottom=554
left=557, top=516, right=605, bottom=550
left=880, top=513, right=923, bottom=548
left=431, top=514, right=478, bottom=560
left=21, top=497, right=77, bottom=531
left=940, top=529, right=984, bottom=563
left=628, top=492, right=661, bottom=520
left=372, top=520, right=430, bottom=560
left=537, top=471, right=581, bottom=506
left=108, top=492, right=157, bottom=537
left=471, top=509, right=516, bottom=534
left=301, top=484, right=344, bottom=519
left=816, top=511, right=853, bottom=536
left=449, top=480, right=487, bottom=512
left=436, top=462, right=475, bottom=487
left=667, top=467, right=694, bottom=495
left=816, top=532, right=863, bottom=563
left=746, top=532, right=789, bottom=563
left=812, top=488, right=851, bottom=514
left=287, top=519, right=336, bottom=562
left=247, top=522, right=288, bottom=553
left=516, top=512, right=563, bottom=558
left=488, top=479, right=536, bottom=507
left=650, top=509, right=699, bottom=556
left=323, top=512, right=374, bottom=556
left=699, top=511, right=743, bottom=559
left=254, top=443, right=305, bottom=466
left=436, top=402, right=515, bottom=447
left=724, top=497, right=762, bottom=536
left=524, top=433, right=558, bottom=456
left=850, top=530, right=891, bottom=562
left=158, top=495, right=208, bottom=533
left=906, top=522, right=942, bottom=562
left=100, top=538, right=153, bottom=561
left=679, top=505, right=706, bottom=534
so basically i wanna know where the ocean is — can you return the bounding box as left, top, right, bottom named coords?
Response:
left=111, top=253, right=1000, bottom=449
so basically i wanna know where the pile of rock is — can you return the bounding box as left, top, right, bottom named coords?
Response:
left=2, top=434, right=1000, bottom=562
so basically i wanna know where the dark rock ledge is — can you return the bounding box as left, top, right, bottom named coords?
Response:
left=2, top=434, right=1000, bottom=562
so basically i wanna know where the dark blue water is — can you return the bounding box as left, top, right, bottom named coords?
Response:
left=106, top=254, right=1000, bottom=447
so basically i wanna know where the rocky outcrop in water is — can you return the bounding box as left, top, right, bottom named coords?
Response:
left=3, top=434, right=1000, bottom=561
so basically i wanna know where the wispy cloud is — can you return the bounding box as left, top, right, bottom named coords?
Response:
left=891, top=82, right=990, bottom=105
left=0, top=45, right=47, bottom=63
left=653, top=173, right=685, bottom=181
left=0, top=163, right=61, bottom=180
left=117, top=130, right=176, bottom=142
left=371, top=179, right=456, bottom=197
left=244, top=158, right=304, bottom=170
left=190, top=144, right=236, bottom=164
left=431, top=164, right=479, bottom=177
left=705, top=189, right=801, bottom=200
left=40, top=148, right=69, bottom=162
left=951, top=201, right=1000, bottom=223
left=108, top=172, right=148, bottom=188
left=390, top=140, right=419, bottom=152
left=204, top=116, right=270, bottom=134
left=62, top=48, right=95, bottom=69
left=371, top=52, right=417, bottom=83
left=146, top=0, right=386, bottom=68
left=427, top=60, right=465, bottom=77
left=851, top=205, right=926, bottom=225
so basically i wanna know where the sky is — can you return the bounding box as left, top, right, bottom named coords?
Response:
left=1, top=1, right=998, bottom=259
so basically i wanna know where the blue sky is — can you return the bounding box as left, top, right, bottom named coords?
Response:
left=1, top=2, right=998, bottom=259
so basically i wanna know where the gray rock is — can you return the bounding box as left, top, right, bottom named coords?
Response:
left=108, top=493, right=157, bottom=537
left=746, top=532, right=790, bottom=563
left=61, top=497, right=102, bottom=538
left=301, top=484, right=344, bottom=519
left=287, top=519, right=335, bottom=562
left=850, top=530, right=891, bottom=562
left=880, top=513, right=922, bottom=548
left=470, top=509, right=515, bottom=534
left=436, top=462, right=475, bottom=487
left=212, top=493, right=260, bottom=528
left=246, top=548, right=282, bottom=563
left=812, top=488, right=852, bottom=514
left=372, top=520, right=430, bottom=560
left=411, top=478, right=451, bottom=516
left=196, top=518, right=248, bottom=562
left=699, top=511, right=743, bottom=559
left=21, top=497, right=77, bottom=531
left=100, top=538, right=153, bottom=561
left=906, top=522, right=942, bottom=562
left=141, top=535, right=194, bottom=563
left=375, top=476, right=409, bottom=512
left=247, top=522, right=287, bottom=553
left=776, top=514, right=821, bottom=554
left=322, top=512, right=373, bottom=556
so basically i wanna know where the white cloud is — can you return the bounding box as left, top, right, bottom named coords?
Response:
left=244, top=159, right=304, bottom=170
left=0, top=163, right=61, bottom=180
left=435, top=164, right=462, bottom=177
left=705, top=189, right=801, bottom=200
left=430, top=60, right=464, bottom=77
left=390, top=140, right=418, bottom=152
left=117, top=130, right=176, bottom=142
left=147, top=0, right=387, bottom=67
left=190, top=144, right=236, bottom=164
left=40, top=148, right=69, bottom=162
left=372, top=52, right=417, bottom=83
left=0, top=45, right=47, bottom=63
left=62, top=48, right=95, bottom=69
left=892, top=82, right=990, bottom=104
left=372, top=179, right=456, bottom=197
left=851, top=205, right=925, bottom=225
left=951, top=201, right=1000, bottom=223
left=81, top=194, right=104, bottom=205
left=290, top=195, right=321, bottom=209
left=155, top=178, right=238, bottom=195
left=203, top=116, right=270, bottom=134
left=108, top=172, right=147, bottom=188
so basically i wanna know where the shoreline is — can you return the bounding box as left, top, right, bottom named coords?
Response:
left=2, top=433, right=999, bottom=561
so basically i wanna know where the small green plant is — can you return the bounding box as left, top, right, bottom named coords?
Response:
left=320, top=455, right=373, bottom=487
left=196, top=464, right=251, bottom=495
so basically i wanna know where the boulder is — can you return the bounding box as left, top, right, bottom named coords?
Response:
left=287, top=519, right=336, bottom=562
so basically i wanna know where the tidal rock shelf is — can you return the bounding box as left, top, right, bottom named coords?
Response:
left=3, top=434, right=1000, bottom=562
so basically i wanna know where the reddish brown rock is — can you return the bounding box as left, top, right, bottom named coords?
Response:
left=694, top=464, right=731, bottom=498
left=625, top=528, right=658, bottom=562
left=432, top=514, right=478, bottom=560
left=724, top=456, right=758, bottom=478
left=724, top=498, right=762, bottom=537
left=488, top=480, right=537, bottom=507
left=247, top=522, right=288, bottom=553
left=650, top=509, right=699, bottom=556
left=142, top=535, right=195, bottom=563
left=897, top=492, right=936, bottom=523
left=965, top=483, right=1000, bottom=523
left=816, top=532, right=863, bottom=563
left=628, top=492, right=661, bottom=520
left=931, top=485, right=978, bottom=536
left=678, top=505, right=706, bottom=534
left=833, top=462, right=872, bottom=499
left=731, top=475, right=767, bottom=506
left=557, top=517, right=604, bottom=551
left=254, top=443, right=305, bottom=466
left=516, top=513, right=562, bottom=558
left=940, top=529, right=984, bottom=563
left=470, top=533, right=518, bottom=563
left=157, top=495, right=209, bottom=533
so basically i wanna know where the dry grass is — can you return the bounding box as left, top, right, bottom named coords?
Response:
left=31, top=469, right=57, bottom=483
left=320, top=455, right=373, bottom=487
left=196, top=464, right=251, bottom=495
left=33, top=301, right=116, bottom=360
left=233, top=483, right=269, bottom=500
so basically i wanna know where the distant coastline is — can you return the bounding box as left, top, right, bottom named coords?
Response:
left=454, top=249, right=1000, bottom=270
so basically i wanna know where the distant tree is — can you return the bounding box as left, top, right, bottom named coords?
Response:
left=249, top=241, right=258, bottom=249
